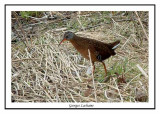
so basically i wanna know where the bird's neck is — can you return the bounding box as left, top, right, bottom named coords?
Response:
left=69, top=36, right=82, bottom=49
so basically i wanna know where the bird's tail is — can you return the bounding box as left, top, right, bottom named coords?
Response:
left=109, top=40, right=120, bottom=50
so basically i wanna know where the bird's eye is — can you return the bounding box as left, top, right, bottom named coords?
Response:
left=66, top=35, right=69, bottom=38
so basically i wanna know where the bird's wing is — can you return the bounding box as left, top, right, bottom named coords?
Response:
left=88, top=39, right=113, bottom=61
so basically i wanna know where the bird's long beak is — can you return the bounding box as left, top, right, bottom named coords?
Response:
left=58, top=38, right=67, bottom=46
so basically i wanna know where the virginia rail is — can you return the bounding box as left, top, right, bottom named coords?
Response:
left=59, top=31, right=120, bottom=76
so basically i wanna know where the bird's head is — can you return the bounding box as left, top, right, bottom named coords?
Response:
left=59, top=31, right=75, bottom=46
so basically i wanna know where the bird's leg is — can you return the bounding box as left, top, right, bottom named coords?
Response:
left=102, top=62, right=107, bottom=76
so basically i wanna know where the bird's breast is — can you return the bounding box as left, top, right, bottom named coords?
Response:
left=70, top=41, right=97, bottom=61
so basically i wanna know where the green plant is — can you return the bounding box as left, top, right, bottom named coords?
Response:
left=20, top=11, right=43, bottom=19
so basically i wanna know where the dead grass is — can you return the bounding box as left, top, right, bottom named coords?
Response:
left=11, top=11, right=148, bottom=102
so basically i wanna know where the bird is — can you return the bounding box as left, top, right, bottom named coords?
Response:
left=59, top=31, right=120, bottom=76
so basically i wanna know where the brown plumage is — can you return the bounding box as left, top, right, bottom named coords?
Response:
left=59, top=31, right=120, bottom=76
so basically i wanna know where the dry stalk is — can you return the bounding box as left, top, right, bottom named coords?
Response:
left=44, top=46, right=48, bottom=80
left=68, top=88, right=96, bottom=102
left=104, top=90, right=110, bottom=100
left=138, top=81, right=148, bottom=94
left=12, top=11, right=29, bottom=47
left=70, top=93, right=77, bottom=102
left=77, top=11, right=85, bottom=31
left=88, top=49, right=97, bottom=102
left=55, top=84, right=60, bottom=102
left=40, top=85, right=54, bottom=102
left=120, top=36, right=131, bottom=50
left=124, top=74, right=141, bottom=91
left=135, top=11, right=148, bottom=39
left=136, top=64, right=148, bottom=78
left=12, top=58, right=40, bottom=62
left=113, top=78, right=123, bottom=102
left=71, top=64, right=82, bottom=82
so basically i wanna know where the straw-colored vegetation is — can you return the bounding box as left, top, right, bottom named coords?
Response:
left=11, top=11, right=148, bottom=102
